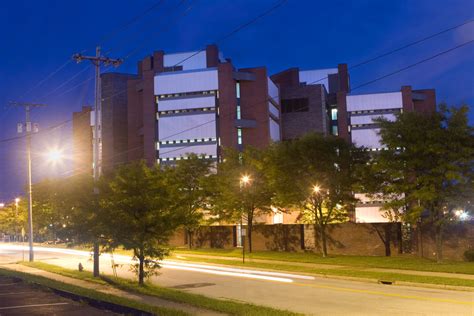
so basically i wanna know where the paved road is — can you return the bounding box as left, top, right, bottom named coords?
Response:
left=0, top=275, right=119, bottom=315
left=1, top=245, right=473, bottom=315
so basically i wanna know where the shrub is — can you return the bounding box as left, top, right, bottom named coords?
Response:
left=464, top=249, right=474, bottom=262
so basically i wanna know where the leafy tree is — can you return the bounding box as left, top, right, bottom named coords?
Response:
left=100, top=161, right=183, bottom=285
left=169, top=154, right=212, bottom=248
left=266, top=133, right=367, bottom=257
left=0, top=200, right=27, bottom=241
left=208, top=147, right=273, bottom=253
left=374, top=105, right=473, bottom=262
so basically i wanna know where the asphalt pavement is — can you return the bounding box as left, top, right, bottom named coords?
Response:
left=0, top=275, right=119, bottom=315
left=0, top=244, right=473, bottom=316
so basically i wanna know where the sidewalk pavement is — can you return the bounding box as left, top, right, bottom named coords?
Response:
left=174, top=253, right=474, bottom=281
left=1, top=263, right=225, bottom=316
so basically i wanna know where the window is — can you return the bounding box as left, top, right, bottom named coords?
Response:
left=163, top=65, right=183, bottom=72
left=331, top=125, right=339, bottom=136
left=281, top=98, right=309, bottom=113
left=331, top=108, right=338, bottom=121
left=237, top=128, right=243, bottom=145
left=236, top=82, right=241, bottom=99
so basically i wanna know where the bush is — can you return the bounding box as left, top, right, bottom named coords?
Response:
left=464, top=249, right=474, bottom=262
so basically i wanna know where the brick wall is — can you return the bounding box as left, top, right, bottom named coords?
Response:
left=168, top=222, right=474, bottom=261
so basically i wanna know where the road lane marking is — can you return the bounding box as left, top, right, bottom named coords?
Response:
left=292, top=282, right=474, bottom=306
left=0, top=302, right=69, bottom=310
left=0, top=291, right=36, bottom=296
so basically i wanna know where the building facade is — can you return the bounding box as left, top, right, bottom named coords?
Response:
left=72, top=105, right=93, bottom=176
left=127, top=45, right=281, bottom=165
left=271, top=64, right=349, bottom=140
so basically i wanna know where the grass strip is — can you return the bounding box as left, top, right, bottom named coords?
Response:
left=20, top=262, right=301, bottom=316
left=0, top=266, right=187, bottom=316
left=173, top=256, right=474, bottom=288
left=173, top=249, right=474, bottom=275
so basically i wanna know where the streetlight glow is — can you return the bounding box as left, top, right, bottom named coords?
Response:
left=313, top=185, right=320, bottom=193
left=46, top=149, right=64, bottom=163
left=15, top=197, right=20, bottom=205
left=241, top=175, right=251, bottom=185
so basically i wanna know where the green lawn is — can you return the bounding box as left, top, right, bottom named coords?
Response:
left=19, top=262, right=301, bottom=316
left=0, top=267, right=186, bottom=316
left=172, top=248, right=474, bottom=275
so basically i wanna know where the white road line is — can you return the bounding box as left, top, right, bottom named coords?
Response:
left=0, top=302, right=69, bottom=310
left=0, top=291, right=36, bottom=296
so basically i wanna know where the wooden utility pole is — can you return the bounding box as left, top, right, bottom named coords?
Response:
left=73, top=47, right=122, bottom=277
left=11, top=101, right=47, bottom=262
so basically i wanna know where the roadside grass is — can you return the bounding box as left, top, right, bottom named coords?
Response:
left=19, top=261, right=301, bottom=316
left=0, top=267, right=186, bottom=316
left=172, top=248, right=474, bottom=275
left=172, top=256, right=474, bottom=288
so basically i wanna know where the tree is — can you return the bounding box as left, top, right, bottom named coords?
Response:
left=0, top=200, right=27, bottom=241
left=208, top=147, right=273, bottom=253
left=374, top=105, right=473, bottom=262
left=266, top=133, right=367, bottom=257
left=169, top=154, right=212, bottom=248
left=100, top=161, right=184, bottom=285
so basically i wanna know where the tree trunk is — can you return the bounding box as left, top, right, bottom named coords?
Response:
left=247, top=214, right=253, bottom=253
left=320, top=223, right=328, bottom=258
left=384, top=224, right=391, bottom=257
left=435, top=224, right=443, bottom=263
left=138, top=249, right=145, bottom=285
left=93, top=241, right=100, bottom=277
left=187, top=229, right=194, bottom=249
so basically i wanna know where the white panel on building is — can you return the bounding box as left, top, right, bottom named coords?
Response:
left=268, top=102, right=280, bottom=118
left=269, top=117, right=281, bottom=142
left=158, top=96, right=216, bottom=111
left=155, top=69, right=218, bottom=95
left=351, top=128, right=382, bottom=149
left=299, top=68, right=337, bottom=91
left=158, top=113, right=216, bottom=141
left=355, top=206, right=391, bottom=223
left=159, top=144, right=217, bottom=159
left=347, top=92, right=403, bottom=112
left=350, top=113, right=396, bottom=125
left=163, top=51, right=207, bottom=71
left=268, top=77, right=279, bottom=103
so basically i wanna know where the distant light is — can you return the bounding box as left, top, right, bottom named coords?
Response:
left=455, top=210, right=469, bottom=221
left=15, top=198, right=20, bottom=205
left=0, top=203, right=4, bottom=208
left=313, top=185, right=320, bottom=193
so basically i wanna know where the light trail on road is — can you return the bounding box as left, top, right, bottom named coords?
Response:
left=0, top=244, right=311, bottom=283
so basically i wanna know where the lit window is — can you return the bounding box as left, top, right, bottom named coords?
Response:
left=237, top=128, right=243, bottom=145
left=236, top=82, right=241, bottom=99
left=331, top=108, right=338, bottom=121
left=331, top=125, right=338, bottom=136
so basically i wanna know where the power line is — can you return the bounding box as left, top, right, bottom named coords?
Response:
left=98, top=0, right=165, bottom=45
left=351, top=39, right=474, bottom=91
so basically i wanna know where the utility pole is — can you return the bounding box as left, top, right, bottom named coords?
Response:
left=73, top=46, right=122, bottom=277
left=11, top=101, right=46, bottom=262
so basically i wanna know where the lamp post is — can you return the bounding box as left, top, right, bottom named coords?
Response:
left=239, top=175, right=251, bottom=264
left=14, top=198, right=20, bottom=242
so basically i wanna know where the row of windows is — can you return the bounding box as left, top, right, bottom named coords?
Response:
left=281, top=98, right=309, bottom=113
left=351, top=123, right=379, bottom=128
left=158, top=107, right=215, bottom=116
left=156, top=90, right=217, bottom=100
left=349, top=108, right=400, bottom=115
left=159, top=154, right=217, bottom=162
left=158, top=137, right=217, bottom=146
left=163, top=65, right=183, bottom=72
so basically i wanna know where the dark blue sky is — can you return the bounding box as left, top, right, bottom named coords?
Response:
left=0, top=0, right=473, bottom=201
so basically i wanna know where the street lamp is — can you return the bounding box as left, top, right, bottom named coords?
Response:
left=46, top=149, right=64, bottom=164
left=313, top=185, right=321, bottom=194
left=239, top=175, right=251, bottom=263
left=14, top=198, right=20, bottom=242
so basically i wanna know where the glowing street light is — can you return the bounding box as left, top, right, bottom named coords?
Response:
left=46, top=149, right=64, bottom=163
left=0, top=203, right=4, bottom=208
left=240, top=175, right=251, bottom=186
left=15, top=197, right=20, bottom=205
left=313, top=185, right=321, bottom=193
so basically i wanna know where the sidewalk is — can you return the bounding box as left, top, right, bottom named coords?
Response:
left=174, top=253, right=474, bottom=281
left=1, top=263, right=225, bottom=316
